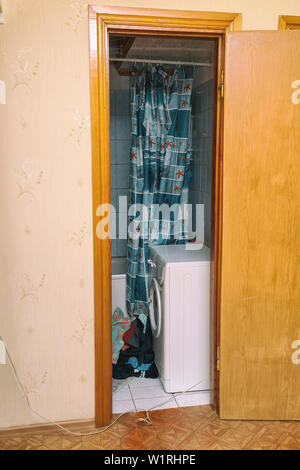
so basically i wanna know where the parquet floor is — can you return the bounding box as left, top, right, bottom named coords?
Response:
left=1, top=405, right=300, bottom=450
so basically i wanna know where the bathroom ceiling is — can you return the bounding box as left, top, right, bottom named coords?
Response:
left=109, top=35, right=215, bottom=74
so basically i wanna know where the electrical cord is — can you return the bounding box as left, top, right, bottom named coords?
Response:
left=0, top=336, right=211, bottom=437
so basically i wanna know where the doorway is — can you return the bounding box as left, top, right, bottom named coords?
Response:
left=89, top=6, right=240, bottom=427
left=110, top=34, right=217, bottom=412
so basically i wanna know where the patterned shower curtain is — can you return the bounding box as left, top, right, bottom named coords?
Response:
left=126, top=64, right=194, bottom=316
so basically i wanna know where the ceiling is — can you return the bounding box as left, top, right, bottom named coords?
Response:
left=109, top=35, right=215, bottom=74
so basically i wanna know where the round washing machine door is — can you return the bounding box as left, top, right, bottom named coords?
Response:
left=149, top=277, right=162, bottom=339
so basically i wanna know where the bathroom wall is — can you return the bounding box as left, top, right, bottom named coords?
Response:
left=110, top=66, right=131, bottom=258
left=190, top=72, right=214, bottom=246
left=1, top=0, right=300, bottom=429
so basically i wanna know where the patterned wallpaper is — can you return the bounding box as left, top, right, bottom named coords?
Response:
left=0, top=0, right=94, bottom=427
left=0, top=0, right=300, bottom=428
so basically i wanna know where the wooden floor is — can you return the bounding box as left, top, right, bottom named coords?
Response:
left=1, top=405, right=300, bottom=450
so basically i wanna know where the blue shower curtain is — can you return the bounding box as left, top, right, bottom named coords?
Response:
left=126, top=65, right=194, bottom=316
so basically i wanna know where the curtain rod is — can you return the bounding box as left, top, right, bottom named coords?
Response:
left=110, top=57, right=212, bottom=67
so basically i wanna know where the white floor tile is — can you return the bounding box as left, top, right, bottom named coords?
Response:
left=113, top=377, right=135, bottom=391
left=133, top=396, right=178, bottom=411
left=174, top=390, right=210, bottom=408
left=128, top=377, right=161, bottom=389
left=113, top=399, right=136, bottom=414
left=130, top=383, right=169, bottom=400
left=113, top=384, right=132, bottom=401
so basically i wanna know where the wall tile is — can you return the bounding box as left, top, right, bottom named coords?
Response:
left=189, top=79, right=213, bottom=246
left=202, top=93, right=208, bottom=112
left=110, top=90, right=116, bottom=115
left=111, top=240, right=118, bottom=257
left=117, top=239, right=127, bottom=257
left=195, top=92, right=202, bottom=113
left=116, top=89, right=130, bottom=115
left=111, top=210, right=118, bottom=239
left=116, top=188, right=129, bottom=211
left=111, top=189, right=117, bottom=210
left=111, top=164, right=117, bottom=189
left=207, top=108, right=212, bottom=137
left=116, top=140, right=130, bottom=165
left=207, top=139, right=212, bottom=159
left=110, top=141, right=117, bottom=165
left=116, top=116, right=131, bottom=140
left=110, top=115, right=116, bottom=140
left=200, top=167, right=207, bottom=195
left=110, top=87, right=131, bottom=259
left=117, top=164, right=129, bottom=189
left=118, top=211, right=128, bottom=240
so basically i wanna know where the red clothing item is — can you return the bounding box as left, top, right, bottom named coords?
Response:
left=122, top=323, right=135, bottom=347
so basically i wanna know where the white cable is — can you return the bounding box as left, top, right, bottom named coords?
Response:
left=1, top=336, right=211, bottom=437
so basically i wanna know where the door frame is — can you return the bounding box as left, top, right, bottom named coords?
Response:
left=88, top=5, right=241, bottom=427
left=278, top=15, right=300, bottom=29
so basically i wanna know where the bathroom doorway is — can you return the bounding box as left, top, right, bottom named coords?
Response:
left=89, top=6, right=238, bottom=427
left=110, top=34, right=217, bottom=412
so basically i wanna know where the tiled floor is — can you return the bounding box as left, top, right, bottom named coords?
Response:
left=2, top=405, right=300, bottom=450
left=113, top=377, right=210, bottom=414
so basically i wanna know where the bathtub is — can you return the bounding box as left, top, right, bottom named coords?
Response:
left=112, top=257, right=127, bottom=316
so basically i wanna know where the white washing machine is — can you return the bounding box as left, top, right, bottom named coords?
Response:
left=148, top=244, right=210, bottom=394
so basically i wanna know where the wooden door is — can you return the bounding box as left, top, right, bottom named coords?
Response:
left=220, top=31, right=300, bottom=420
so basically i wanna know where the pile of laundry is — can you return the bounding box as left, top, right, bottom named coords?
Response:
left=112, top=307, right=158, bottom=379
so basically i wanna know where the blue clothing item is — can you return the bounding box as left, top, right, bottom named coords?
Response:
left=126, top=65, right=194, bottom=316
left=138, top=313, right=148, bottom=334
left=128, top=356, right=152, bottom=371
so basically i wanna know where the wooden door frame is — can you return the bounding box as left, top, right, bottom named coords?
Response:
left=278, top=15, right=300, bottom=29
left=89, top=5, right=241, bottom=427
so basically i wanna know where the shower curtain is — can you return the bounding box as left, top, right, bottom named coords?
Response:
left=126, top=64, right=194, bottom=316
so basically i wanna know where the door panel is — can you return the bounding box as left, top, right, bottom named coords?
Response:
left=220, top=31, right=300, bottom=419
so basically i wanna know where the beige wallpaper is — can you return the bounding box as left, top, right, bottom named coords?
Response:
left=0, top=0, right=300, bottom=428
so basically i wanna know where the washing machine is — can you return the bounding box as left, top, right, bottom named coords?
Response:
left=148, top=244, right=210, bottom=393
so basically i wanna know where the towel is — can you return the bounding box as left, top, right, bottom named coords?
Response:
left=112, top=308, right=131, bottom=365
